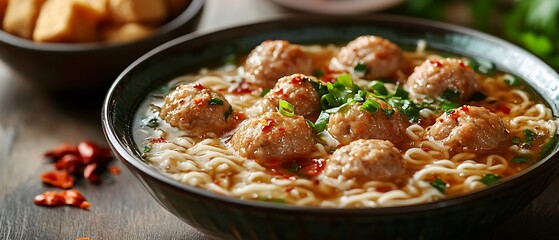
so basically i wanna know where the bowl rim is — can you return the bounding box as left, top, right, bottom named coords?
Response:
left=102, top=14, right=559, bottom=215
left=0, top=0, right=205, bottom=52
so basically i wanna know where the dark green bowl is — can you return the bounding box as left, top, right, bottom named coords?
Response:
left=102, top=15, right=559, bottom=239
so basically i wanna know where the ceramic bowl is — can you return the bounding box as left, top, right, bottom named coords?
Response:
left=0, top=0, right=205, bottom=92
left=102, top=15, right=559, bottom=239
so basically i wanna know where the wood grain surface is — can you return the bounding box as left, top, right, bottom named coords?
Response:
left=1, top=1, right=558, bottom=239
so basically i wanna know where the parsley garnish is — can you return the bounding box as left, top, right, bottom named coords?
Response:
left=524, top=129, right=537, bottom=145
left=313, top=69, right=325, bottom=78
left=382, top=108, right=395, bottom=118
left=260, top=88, right=271, bottom=97
left=539, top=134, right=559, bottom=159
left=468, top=92, right=487, bottom=101
left=442, top=89, right=461, bottom=102
left=440, top=99, right=460, bottom=113
left=143, top=145, right=152, bottom=153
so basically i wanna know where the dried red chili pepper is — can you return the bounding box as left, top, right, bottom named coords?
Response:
left=54, top=154, right=84, bottom=176
left=41, top=170, right=74, bottom=189
left=83, top=163, right=101, bottom=184
left=77, top=141, right=112, bottom=165
left=34, top=189, right=90, bottom=209
left=44, top=143, right=79, bottom=161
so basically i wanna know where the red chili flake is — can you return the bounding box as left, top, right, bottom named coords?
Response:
left=261, top=119, right=275, bottom=132
left=458, top=60, right=468, bottom=68
left=193, top=83, right=205, bottom=89
left=376, top=186, right=392, bottom=193
left=290, top=76, right=307, bottom=84
left=34, top=189, right=90, bottom=209
left=285, top=187, right=294, bottom=192
left=44, top=143, right=79, bottom=161
left=461, top=105, right=470, bottom=112
left=313, top=180, right=320, bottom=185
left=273, top=88, right=287, bottom=98
left=422, top=147, right=430, bottom=153
left=494, top=105, right=511, bottom=114
left=438, top=118, right=444, bottom=123
left=230, top=80, right=256, bottom=94
left=109, top=166, right=121, bottom=175
left=233, top=112, right=246, bottom=122
left=449, top=110, right=461, bottom=121
left=148, top=137, right=166, bottom=144
left=429, top=60, right=443, bottom=67
left=193, top=97, right=204, bottom=106
left=41, top=170, right=74, bottom=189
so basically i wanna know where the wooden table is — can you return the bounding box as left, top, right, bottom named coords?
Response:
left=1, top=0, right=558, bottom=239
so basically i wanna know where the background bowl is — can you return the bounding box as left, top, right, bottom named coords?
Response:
left=0, top=0, right=204, bottom=92
left=102, top=15, right=559, bottom=239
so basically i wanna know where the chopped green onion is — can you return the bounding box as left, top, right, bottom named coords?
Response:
left=361, top=99, right=381, bottom=114
left=440, top=99, right=460, bottom=113
left=146, top=118, right=159, bottom=128
left=337, top=74, right=355, bottom=88
left=512, top=136, right=521, bottom=144
left=260, top=89, right=271, bottom=97
left=480, top=174, right=501, bottom=184
left=511, top=156, right=529, bottom=164
left=224, top=106, right=233, bottom=120
left=442, top=89, right=461, bottom=102
left=382, top=108, right=395, bottom=118
left=430, top=178, right=447, bottom=193
left=325, top=101, right=352, bottom=114
left=354, top=90, right=367, bottom=102
left=466, top=57, right=496, bottom=76
left=524, top=129, right=537, bottom=145
left=504, top=74, right=522, bottom=87
left=367, top=81, right=388, bottom=95
left=312, top=112, right=330, bottom=133
left=278, top=100, right=295, bottom=117
left=143, top=145, right=152, bottom=153
left=209, top=98, right=224, bottom=105
left=539, top=134, right=559, bottom=159
left=353, top=62, right=367, bottom=75
left=394, top=87, right=410, bottom=99
left=257, top=196, right=286, bottom=204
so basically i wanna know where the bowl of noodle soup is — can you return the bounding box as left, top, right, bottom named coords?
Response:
left=102, top=15, right=559, bottom=239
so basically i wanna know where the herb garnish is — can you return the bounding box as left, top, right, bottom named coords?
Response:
left=224, top=106, right=233, bottom=120
left=367, top=81, right=388, bottom=95
left=480, top=174, right=501, bottom=184
left=504, top=74, right=522, bottom=87
left=208, top=98, right=224, bottom=105
left=430, top=178, right=447, bottom=193
left=354, top=62, right=367, bottom=75
left=278, top=100, right=295, bottom=117
left=361, top=99, right=381, bottom=114
left=511, top=156, right=529, bottom=164
left=466, top=57, right=496, bottom=76
left=146, top=118, right=159, bottom=128
left=306, top=111, right=330, bottom=133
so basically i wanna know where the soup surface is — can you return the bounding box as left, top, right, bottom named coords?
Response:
left=134, top=36, right=558, bottom=207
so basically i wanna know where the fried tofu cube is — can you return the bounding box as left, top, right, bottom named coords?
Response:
left=73, top=0, right=109, bottom=23
left=33, top=0, right=98, bottom=43
left=2, top=0, right=47, bottom=39
left=109, top=0, right=168, bottom=24
left=101, top=22, right=154, bottom=43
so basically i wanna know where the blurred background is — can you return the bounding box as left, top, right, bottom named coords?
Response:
left=395, top=0, right=559, bottom=70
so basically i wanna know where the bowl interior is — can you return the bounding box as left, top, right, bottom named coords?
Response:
left=104, top=15, right=559, bottom=213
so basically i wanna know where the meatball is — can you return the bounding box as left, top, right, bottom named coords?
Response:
left=327, top=100, right=409, bottom=146
left=257, top=74, right=321, bottom=120
left=406, top=58, right=479, bottom=101
left=324, top=139, right=406, bottom=181
left=329, top=35, right=405, bottom=80
left=159, top=83, right=236, bottom=135
left=243, top=40, right=313, bottom=89
left=230, top=111, right=316, bottom=164
left=428, top=106, right=509, bottom=152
